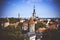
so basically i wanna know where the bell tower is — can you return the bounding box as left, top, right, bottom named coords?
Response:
left=32, top=5, right=36, bottom=19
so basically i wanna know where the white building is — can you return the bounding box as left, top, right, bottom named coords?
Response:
left=26, top=32, right=36, bottom=40
left=29, top=18, right=35, bottom=32
left=19, top=18, right=25, bottom=23
left=30, top=24, right=35, bottom=32
left=4, top=22, right=9, bottom=27
left=4, top=17, right=10, bottom=27
left=46, top=19, right=51, bottom=28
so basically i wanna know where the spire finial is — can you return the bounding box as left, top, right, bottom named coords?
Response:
left=34, top=5, right=35, bottom=9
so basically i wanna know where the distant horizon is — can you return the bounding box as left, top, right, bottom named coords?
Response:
left=0, top=16, right=60, bottom=19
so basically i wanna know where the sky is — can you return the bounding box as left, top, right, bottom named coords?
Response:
left=0, top=0, right=60, bottom=18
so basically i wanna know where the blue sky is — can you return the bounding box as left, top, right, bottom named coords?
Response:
left=1, top=0, right=59, bottom=18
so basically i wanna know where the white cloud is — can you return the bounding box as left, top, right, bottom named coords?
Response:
left=22, top=0, right=53, bottom=3
left=22, top=0, right=42, bottom=4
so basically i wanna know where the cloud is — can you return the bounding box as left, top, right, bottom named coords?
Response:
left=22, top=0, right=53, bottom=4
left=22, top=0, right=42, bottom=4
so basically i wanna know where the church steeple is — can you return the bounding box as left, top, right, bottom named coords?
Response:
left=18, top=13, right=20, bottom=18
left=32, top=5, right=36, bottom=19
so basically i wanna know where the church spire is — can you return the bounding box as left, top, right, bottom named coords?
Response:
left=32, top=5, right=36, bottom=19
left=18, top=13, right=20, bottom=18
left=33, top=5, right=35, bottom=13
